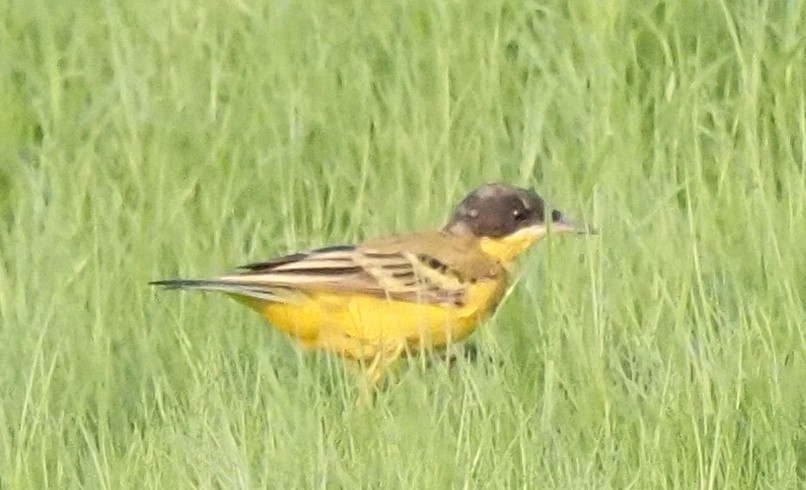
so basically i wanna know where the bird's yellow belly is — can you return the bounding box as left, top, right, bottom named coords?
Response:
left=246, top=280, right=505, bottom=360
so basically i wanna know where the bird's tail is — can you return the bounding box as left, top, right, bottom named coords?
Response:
left=149, top=278, right=295, bottom=303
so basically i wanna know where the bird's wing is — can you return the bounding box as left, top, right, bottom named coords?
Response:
left=160, top=232, right=502, bottom=306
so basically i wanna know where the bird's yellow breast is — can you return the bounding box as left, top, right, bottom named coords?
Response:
left=247, top=276, right=506, bottom=360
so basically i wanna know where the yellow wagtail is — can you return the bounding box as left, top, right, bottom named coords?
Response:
left=151, top=183, right=592, bottom=382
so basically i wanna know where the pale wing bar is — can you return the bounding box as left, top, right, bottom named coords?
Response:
left=357, top=251, right=467, bottom=306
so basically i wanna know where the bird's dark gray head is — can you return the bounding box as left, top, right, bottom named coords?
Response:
left=445, top=183, right=582, bottom=238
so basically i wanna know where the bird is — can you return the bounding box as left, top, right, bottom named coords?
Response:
left=151, top=183, right=592, bottom=383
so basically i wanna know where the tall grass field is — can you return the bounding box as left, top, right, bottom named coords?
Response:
left=1, top=0, right=805, bottom=487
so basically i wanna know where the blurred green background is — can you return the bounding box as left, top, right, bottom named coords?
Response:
left=1, top=0, right=804, bottom=487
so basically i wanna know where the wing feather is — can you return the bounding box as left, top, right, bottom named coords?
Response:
left=157, top=233, right=501, bottom=306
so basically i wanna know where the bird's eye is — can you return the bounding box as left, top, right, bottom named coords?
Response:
left=513, top=209, right=528, bottom=221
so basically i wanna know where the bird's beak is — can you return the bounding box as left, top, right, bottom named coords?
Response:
left=550, top=214, right=597, bottom=235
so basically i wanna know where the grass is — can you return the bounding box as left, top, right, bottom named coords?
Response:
left=1, top=0, right=805, bottom=487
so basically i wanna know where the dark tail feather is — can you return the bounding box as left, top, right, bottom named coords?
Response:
left=149, top=278, right=220, bottom=289
left=149, top=278, right=291, bottom=303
